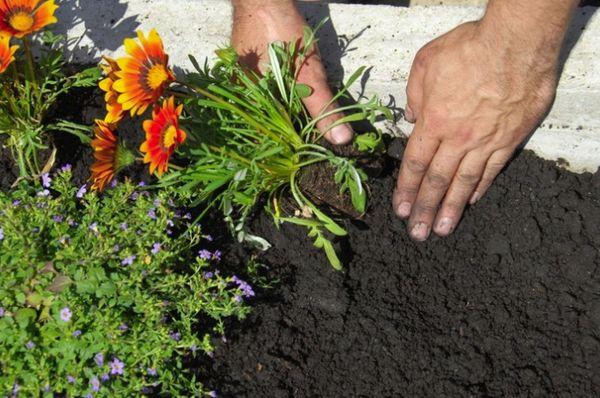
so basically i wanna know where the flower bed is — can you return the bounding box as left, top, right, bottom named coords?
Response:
left=0, top=1, right=599, bottom=397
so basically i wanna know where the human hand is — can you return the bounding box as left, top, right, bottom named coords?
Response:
left=393, top=0, right=578, bottom=241
left=231, top=0, right=353, bottom=145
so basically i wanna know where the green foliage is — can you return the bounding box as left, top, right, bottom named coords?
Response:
left=162, top=23, right=391, bottom=268
left=0, top=30, right=100, bottom=180
left=0, top=169, right=251, bottom=396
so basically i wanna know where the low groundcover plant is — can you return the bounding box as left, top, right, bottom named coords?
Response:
left=92, top=24, right=390, bottom=269
left=0, top=168, right=252, bottom=396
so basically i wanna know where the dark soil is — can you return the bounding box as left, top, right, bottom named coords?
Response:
left=204, top=143, right=600, bottom=397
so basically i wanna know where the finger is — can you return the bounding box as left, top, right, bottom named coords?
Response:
left=469, top=148, right=514, bottom=204
left=433, top=150, right=489, bottom=236
left=393, top=124, right=440, bottom=219
left=407, top=143, right=464, bottom=241
left=404, top=48, right=427, bottom=123
left=297, top=51, right=353, bottom=145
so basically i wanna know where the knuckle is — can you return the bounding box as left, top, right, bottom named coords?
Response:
left=455, top=170, right=480, bottom=185
left=404, top=156, right=429, bottom=174
left=413, top=201, right=438, bottom=216
left=426, top=170, right=451, bottom=190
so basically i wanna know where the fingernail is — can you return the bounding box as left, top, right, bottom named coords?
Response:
left=435, top=217, right=454, bottom=236
left=396, top=202, right=411, bottom=218
left=330, top=124, right=353, bottom=145
left=469, top=191, right=481, bottom=205
left=410, top=222, right=430, bottom=241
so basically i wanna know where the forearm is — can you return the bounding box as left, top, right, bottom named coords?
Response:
left=479, top=0, right=579, bottom=71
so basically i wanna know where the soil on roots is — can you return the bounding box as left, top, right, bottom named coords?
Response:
left=203, top=144, right=600, bottom=397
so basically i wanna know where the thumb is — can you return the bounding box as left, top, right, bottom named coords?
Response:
left=297, top=53, right=353, bottom=145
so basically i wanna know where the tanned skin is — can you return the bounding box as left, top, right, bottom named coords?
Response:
left=231, top=0, right=579, bottom=241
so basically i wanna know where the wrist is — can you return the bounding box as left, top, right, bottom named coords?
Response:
left=478, top=0, right=578, bottom=71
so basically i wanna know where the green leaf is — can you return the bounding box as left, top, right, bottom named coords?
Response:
left=15, top=308, right=37, bottom=328
left=294, top=83, right=313, bottom=99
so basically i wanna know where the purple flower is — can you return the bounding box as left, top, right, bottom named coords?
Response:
left=89, top=223, right=98, bottom=234
left=86, top=395, right=94, bottom=398
left=60, top=163, right=72, bottom=173
left=90, top=376, right=100, bottom=392
left=0, top=228, right=3, bottom=242
left=12, top=383, right=19, bottom=394
left=138, top=181, right=146, bottom=187
left=169, top=331, right=181, bottom=341
left=110, top=178, right=118, bottom=188
left=190, top=344, right=197, bottom=353
left=166, top=219, right=174, bottom=227
left=72, top=330, right=82, bottom=337
left=76, top=185, right=87, bottom=199
left=118, top=323, right=129, bottom=331
left=68, top=219, right=78, bottom=227
left=209, top=391, right=218, bottom=398
left=221, top=335, right=228, bottom=343
left=41, top=173, right=52, bottom=188
left=12, top=199, right=20, bottom=206
left=183, top=212, right=192, bottom=220
left=67, top=375, right=75, bottom=383
left=147, top=209, right=157, bottom=220
left=198, top=249, right=212, bottom=260
left=203, top=271, right=214, bottom=279
left=231, top=276, right=255, bottom=298
left=121, top=255, right=136, bottom=266
left=94, top=353, right=104, bottom=367
left=153, top=198, right=161, bottom=207
left=60, top=307, right=72, bottom=322
left=52, top=215, right=64, bottom=223
left=119, top=222, right=128, bottom=231
left=130, top=192, right=139, bottom=201
left=37, top=189, right=50, bottom=197
left=205, top=235, right=213, bottom=242
left=151, top=243, right=161, bottom=255
left=147, top=368, right=157, bottom=376
left=25, top=341, right=35, bottom=349
left=59, top=235, right=70, bottom=245
left=0, top=307, right=4, bottom=317
left=100, top=373, right=109, bottom=382
left=109, top=358, right=125, bottom=375
left=212, top=250, right=222, bottom=261
left=233, top=295, right=242, bottom=303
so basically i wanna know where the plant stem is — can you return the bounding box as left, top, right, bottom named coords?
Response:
left=22, top=37, right=39, bottom=98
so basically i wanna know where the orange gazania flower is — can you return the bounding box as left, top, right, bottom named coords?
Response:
left=140, top=96, right=186, bottom=176
left=90, top=120, right=133, bottom=191
left=0, top=34, right=17, bottom=73
left=0, top=0, right=58, bottom=38
left=113, top=29, right=175, bottom=117
left=98, top=56, right=124, bottom=124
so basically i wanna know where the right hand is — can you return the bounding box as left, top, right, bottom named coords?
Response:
left=231, top=0, right=354, bottom=145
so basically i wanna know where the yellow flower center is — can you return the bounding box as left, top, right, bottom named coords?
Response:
left=9, top=12, right=34, bottom=32
left=146, top=64, right=169, bottom=91
left=163, top=125, right=178, bottom=148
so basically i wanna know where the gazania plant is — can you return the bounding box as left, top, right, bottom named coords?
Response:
left=0, top=0, right=100, bottom=182
left=95, top=24, right=389, bottom=268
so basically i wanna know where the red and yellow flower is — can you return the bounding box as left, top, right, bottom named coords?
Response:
left=0, top=0, right=58, bottom=38
left=90, top=120, right=133, bottom=191
left=98, top=56, right=124, bottom=124
left=113, top=29, right=175, bottom=117
left=0, top=33, right=17, bottom=73
left=140, top=96, right=186, bottom=176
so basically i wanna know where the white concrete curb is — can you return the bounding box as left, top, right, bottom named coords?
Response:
left=56, top=1, right=600, bottom=173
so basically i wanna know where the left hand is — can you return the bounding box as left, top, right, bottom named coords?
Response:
left=393, top=20, right=560, bottom=241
